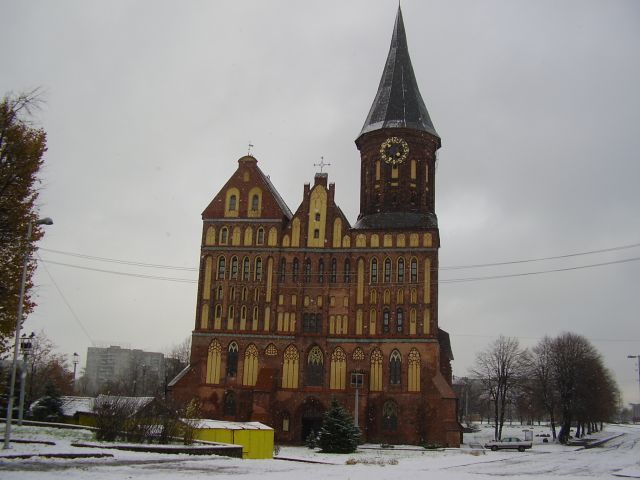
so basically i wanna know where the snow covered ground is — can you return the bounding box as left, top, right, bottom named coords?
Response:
left=1, top=422, right=639, bottom=479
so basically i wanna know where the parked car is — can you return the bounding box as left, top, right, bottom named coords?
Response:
left=484, top=437, right=532, bottom=452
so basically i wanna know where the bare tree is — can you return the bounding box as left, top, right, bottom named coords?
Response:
left=530, top=336, right=559, bottom=439
left=471, top=336, right=529, bottom=440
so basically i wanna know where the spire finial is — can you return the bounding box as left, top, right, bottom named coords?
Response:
left=314, top=156, right=331, bottom=173
left=247, top=141, right=254, bottom=156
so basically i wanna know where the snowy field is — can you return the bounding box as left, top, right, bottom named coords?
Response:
left=1, top=422, right=639, bottom=479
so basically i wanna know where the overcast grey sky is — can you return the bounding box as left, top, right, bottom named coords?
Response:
left=2, top=1, right=639, bottom=406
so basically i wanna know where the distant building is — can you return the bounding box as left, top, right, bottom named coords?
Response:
left=631, top=403, right=640, bottom=423
left=84, top=345, right=165, bottom=395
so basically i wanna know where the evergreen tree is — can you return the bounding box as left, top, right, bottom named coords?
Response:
left=318, top=398, right=360, bottom=453
left=31, top=382, right=63, bottom=421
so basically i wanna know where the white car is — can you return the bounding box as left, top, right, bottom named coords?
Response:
left=484, top=437, right=532, bottom=452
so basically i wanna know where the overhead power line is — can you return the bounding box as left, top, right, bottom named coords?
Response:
left=40, top=247, right=197, bottom=271
left=35, top=253, right=96, bottom=344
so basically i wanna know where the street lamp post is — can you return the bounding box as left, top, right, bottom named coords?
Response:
left=350, top=371, right=364, bottom=431
left=3, top=217, right=53, bottom=450
left=17, top=332, right=35, bottom=425
left=627, top=355, right=640, bottom=402
left=72, top=353, right=79, bottom=391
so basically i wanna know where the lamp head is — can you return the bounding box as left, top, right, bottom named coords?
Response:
left=36, top=217, right=53, bottom=226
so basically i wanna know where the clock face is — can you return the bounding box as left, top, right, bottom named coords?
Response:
left=380, top=137, right=409, bottom=165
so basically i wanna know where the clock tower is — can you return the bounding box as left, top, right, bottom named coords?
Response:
left=355, top=7, right=441, bottom=230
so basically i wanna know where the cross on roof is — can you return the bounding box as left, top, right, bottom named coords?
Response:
left=247, top=142, right=254, bottom=156
left=314, top=156, right=331, bottom=173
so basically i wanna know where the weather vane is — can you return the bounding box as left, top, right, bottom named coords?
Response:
left=314, top=156, right=331, bottom=173
left=247, top=141, right=254, bottom=156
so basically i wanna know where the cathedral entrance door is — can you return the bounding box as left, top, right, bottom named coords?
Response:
left=300, top=399, right=324, bottom=442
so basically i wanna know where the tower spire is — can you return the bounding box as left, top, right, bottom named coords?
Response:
left=358, top=6, right=438, bottom=140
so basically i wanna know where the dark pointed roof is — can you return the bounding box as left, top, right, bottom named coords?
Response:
left=358, top=6, right=438, bottom=139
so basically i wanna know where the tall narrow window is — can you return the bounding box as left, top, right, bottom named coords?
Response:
left=251, top=194, right=259, bottom=211
left=396, top=308, right=404, bottom=333
left=279, top=258, right=286, bottom=282
left=255, top=257, right=263, bottom=281
left=293, top=258, right=299, bottom=282
left=383, top=309, right=390, bottom=333
left=231, top=256, right=238, bottom=279
left=370, top=258, right=378, bottom=283
left=256, top=227, right=265, bottom=245
left=410, top=258, right=418, bottom=283
left=228, top=195, right=237, bottom=212
left=223, top=390, right=236, bottom=415
left=382, top=400, right=398, bottom=431
left=318, top=259, right=324, bottom=284
left=217, top=256, right=226, bottom=279
left=397, top=258, right=405, bottom=283
left=384, top=258, right=391, bottom=283
left=242, top=257, right=250, bottom=280
left=303, top=313, right=322, bottom=333
left=306, top=346, right=324, bottom=386
left=216, top=285, right=223, bottom=300
left=304, top=258, right=312, bottom=283
left=330, top=258, right=337, bottom=283
left=219, top=227, right=229, bottom=245
left=390, top=350, right=402, bottom=385
left=344, top=259, right=351, bottom=283
left=226, top=342, right=238, bottom=377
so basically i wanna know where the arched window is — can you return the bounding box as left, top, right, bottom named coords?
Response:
left=242, top=257, right=250, bottom=280
left=318, top=259, right=324, bottom=283
left=254, top=257, right=263, bottom=281
left=226, top=342, right=238, bottom=377
left=390, top=350, right=402, bottom=385
left=306, top=346, right=324, bottom=386
left=293, top=258, right=300, bottom=282
left=217, top=256, right=226, bottom=279
left=384, top=258, right=391, bottom=283
left=251, top=194, right=259, bottom=212
left=279, top=258, right=286, bottom=282
left=410, top=258, right=418, bottom=283
left=370, top=349, right=383, bottom=391
left=344, top=259, right=351, bottom=283
left=228, top=195, right=237, bottom=212
left=383, top=309, right=390, bottom=333
left=397, top=258, right=405, bottom=283
left=206, top=339, right=222, bottom=384
left=230, top=256, right=238, bottom=279
left=241, top=287, right=248, bottom=301
left=242, top=344, right=259, bottom=386
left=219, top=227, right=229, bottom=245
left=330, top=258, right=337, bottom=283
left=223, top=390, right=236, bottom=415
left=408, top=348, right=421, bottom=392
left=330, top=347, right=347, bottom=390
left=282, top=345, right=299, bottom=389
left=304, top=258, right=312, bottom=283
left=370, top=258, right=378, bottom=283
left=396, top=308, right=404, bottom=333
left=256, top=227, right=265, bottom=245
left=216, top=285, right=223, bottom=300
left=382, top=400, right=398, bottom=431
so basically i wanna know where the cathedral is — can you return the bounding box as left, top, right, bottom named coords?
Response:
left=170, top=7, right=461, bottom=447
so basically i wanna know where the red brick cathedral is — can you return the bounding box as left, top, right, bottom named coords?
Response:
left=171, top=7, right=461, bottom=447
